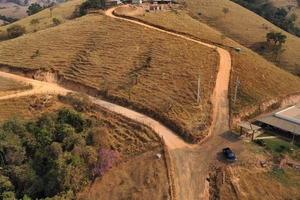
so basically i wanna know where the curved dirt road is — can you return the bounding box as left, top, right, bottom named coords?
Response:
left=0, top=71, right=188, bottom=149
left=0, top=8, right=236, bottom=200
left=105, top=7, right=243, bottom=200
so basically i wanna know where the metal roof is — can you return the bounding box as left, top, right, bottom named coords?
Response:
left=275, top=106, right=300, bottom=124
left=237, top=121, right=261, bottom=130
left=256, top=106, right=300, bottom=135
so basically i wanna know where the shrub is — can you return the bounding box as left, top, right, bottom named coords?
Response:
left=52, top=18, right=61, bottom=26
left=6, top=24, right=26, bottom=39
left=93, top=149, right=119, bottom=177
left=79, top=0, right=106, bottom=16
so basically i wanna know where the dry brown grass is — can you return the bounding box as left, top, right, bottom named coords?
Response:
left=0, top=75, right=32, bottom=96
left=210, top=142, right=300, bottom=200
left=115, top=4, right=300, bottom=116
left=0, top=9, right=218, bottom=140
left=0, top=94, right=67, bottom=122
left=0, top=0, right=85, bottom=34
left=77, top=146, right=170, bottom=200
left=184, top=0, right=300, bottom=74
left=216, top=166, right=300, bottom=200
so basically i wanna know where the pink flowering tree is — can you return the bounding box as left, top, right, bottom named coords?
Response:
left=93, top=149, right=119, bottom=177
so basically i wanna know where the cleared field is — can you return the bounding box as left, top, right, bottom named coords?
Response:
left=0, top=8, right=218, bottom=140
left=115, top=6, right=300, bottom=115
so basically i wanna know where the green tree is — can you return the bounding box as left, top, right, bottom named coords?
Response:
left=58, top=108, right=91, bottom=133
left=266, top=31, right=287, bottom=46
left=6, top=24, right=26, bottom=39
left=0, top=175, right=15, bottom=197
left=79, top=0, right=106, bottom=16
left=266, top=31, right=287, bottom=62
left=30, top=18, right=40, bottom=31
left=52, top=18, right=61, bottom=26
left=27, top=3, right=43, bottom=16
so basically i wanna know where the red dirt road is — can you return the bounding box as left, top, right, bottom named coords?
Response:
left=105, top=7, right=244, bottom=200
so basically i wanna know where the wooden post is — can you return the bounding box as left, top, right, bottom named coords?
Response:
left=222, top=171, right=225, bottom=184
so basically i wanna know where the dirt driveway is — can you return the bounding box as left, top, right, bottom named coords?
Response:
left=105, top=7, right=244, bottom=200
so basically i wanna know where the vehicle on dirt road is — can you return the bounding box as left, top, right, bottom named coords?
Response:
left=223, top=147, right=236, bottom=161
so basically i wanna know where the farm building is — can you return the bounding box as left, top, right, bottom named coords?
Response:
left=255, top=106, right=300, bottom=142
left=149, top=5, right=163, bottom=12
left=151, top=0, right=171, bottom=4
left=132, top=0, right=142, bottom=4
left=106, top=0, right=122, bottom=6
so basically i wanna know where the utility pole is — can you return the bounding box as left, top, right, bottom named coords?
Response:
left=234, top=76, right=240, bottom=104
left=197, top=73, right=201, bottom=105
left=291, top=126, right=296, bottom=150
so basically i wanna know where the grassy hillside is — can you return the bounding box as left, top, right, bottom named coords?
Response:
left=116, top=4, right=300, bottom=115
left=0, top=7, right=218, bottom=141
left=183, top=0, right=300, bottom=75
left=0, top=93, right=169, bottom=199
left=0, top=0, right=84, bottom=34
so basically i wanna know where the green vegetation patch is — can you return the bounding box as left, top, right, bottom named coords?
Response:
left=270, top=167, right=300, bottom=188
left=0, top=93, right=161, bottom=199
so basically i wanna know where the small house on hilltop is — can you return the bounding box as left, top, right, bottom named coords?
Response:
left=149, top=5, right=163, bottom=12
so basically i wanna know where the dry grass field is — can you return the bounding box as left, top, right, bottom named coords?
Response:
left=0, top=3, right=219, bottom=141
left=115, top=5, right=300, bottom=115
left=0, top=0, right=85, bottom=33
left=77, top=146, right=170, bottom=200
left=0, top=75, right=32, bottom=96
left=183, top=0, right=300, bottom=75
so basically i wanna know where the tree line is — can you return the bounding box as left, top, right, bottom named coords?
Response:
left=231, top=0, right=300, bottom=37
left=0, top=15, right=18, bottom=23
